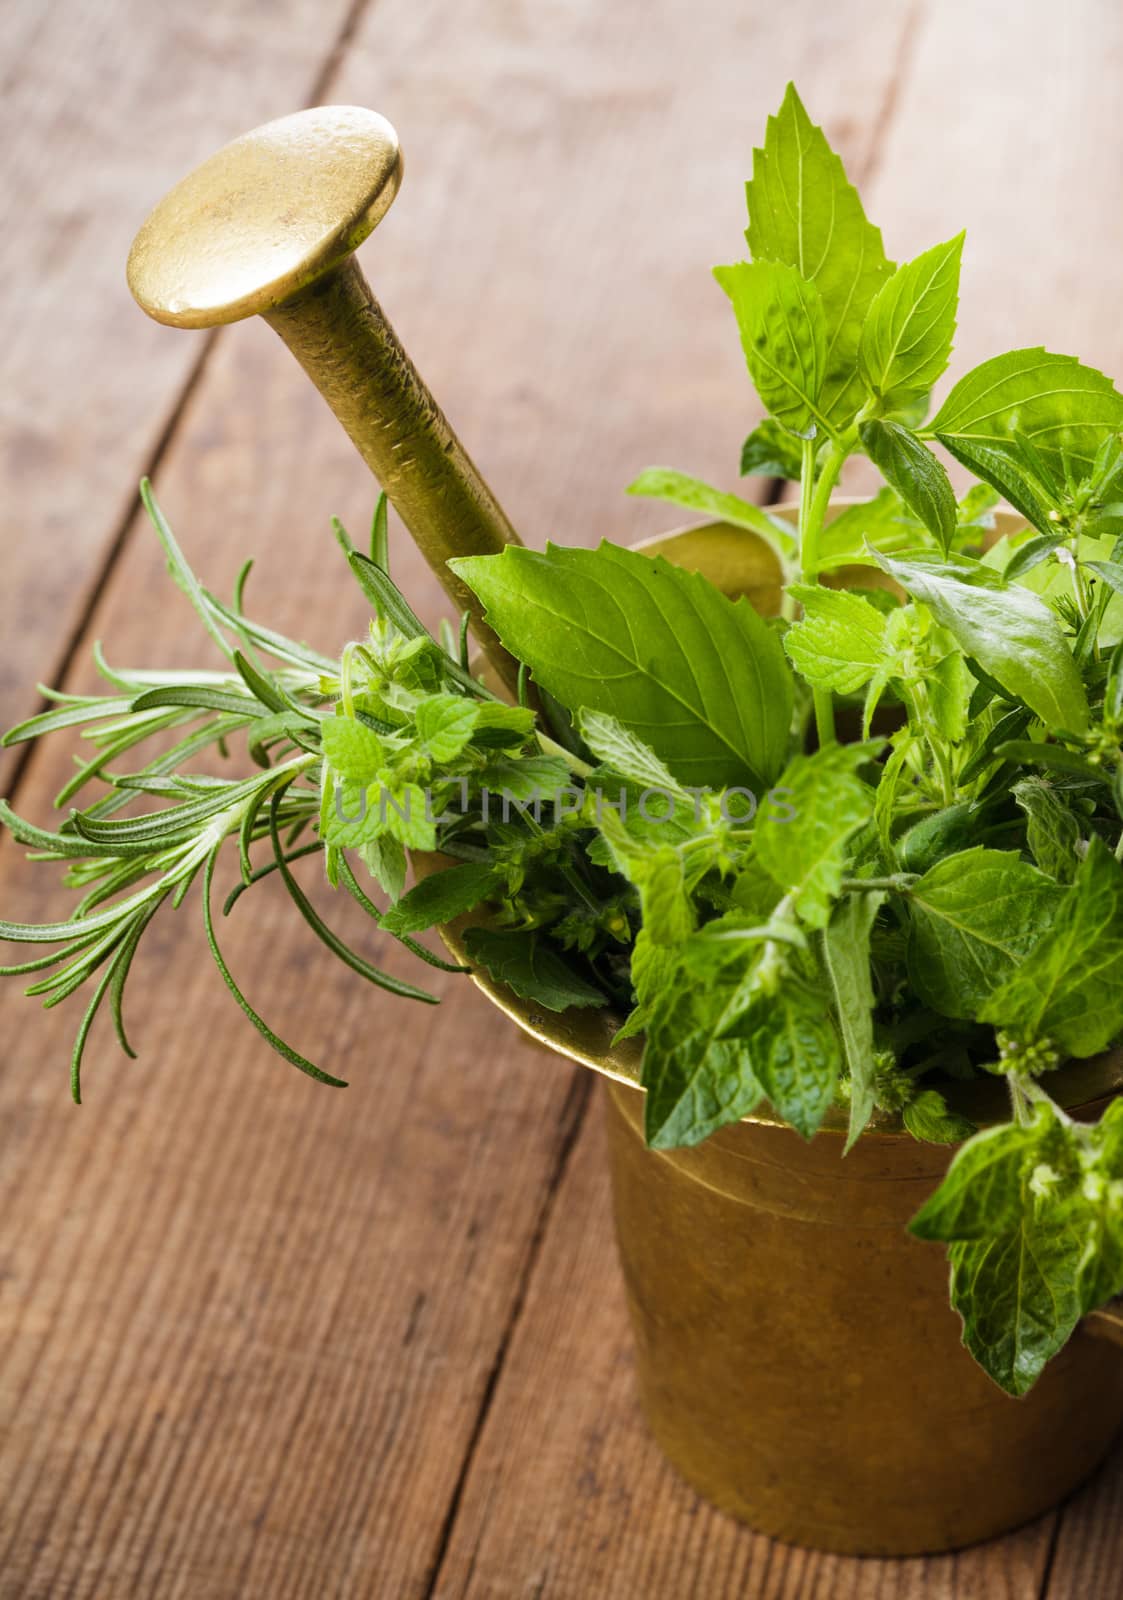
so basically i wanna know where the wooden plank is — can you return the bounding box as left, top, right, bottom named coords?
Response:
left=0, top=1, right=910, bottom=1595
left=0, top=0, right=360, bottom=789
left=430, top=1100, right=1055, bottom=1600
left=1040, top=1448, right=1123, bottom=1599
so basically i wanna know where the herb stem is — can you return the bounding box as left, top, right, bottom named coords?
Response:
left=798, top=437, right=850, bottom=747
left=838, top=874, right=916, bottom=894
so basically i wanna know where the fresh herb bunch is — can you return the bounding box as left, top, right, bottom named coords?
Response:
left=6, top=85, right=1123, bottom=1396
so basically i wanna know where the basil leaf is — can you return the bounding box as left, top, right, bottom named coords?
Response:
left=463, top=928, right=606, bottom=1012
left=982, top=836, right=1123, bottom=1056
left=452, top=542, right=794, bottom=789
left=821, top=890, right=884, bottom=1151
left=860, top=420, right=957, bottom=553
left=783, top=584, right=887, bottom=694
left=929, top=348, right=1123, bottom=483
left=814, top=487, right=916, bottom=572
left=380, top=863, right=499, bottom=936
left=857, top=234, right=963, bottom=406
left=871, top=550, right=1090, bottom=734
left=938, top=436, right=1057, bottom=536
left=906, top=848, right=1065, bottom=1019
left=745, top=83, right=892, bottom=428
left=740, top=419, right=805, bottom=480
left=732, top=984, right=841, bottom=1140
left=756, top=742, right=881, bottom=928
left=642, top=981, right=763, bottom=1148
left=625, top=468, right=796, bottom=558
left=714, top=261, right=828, bottom=436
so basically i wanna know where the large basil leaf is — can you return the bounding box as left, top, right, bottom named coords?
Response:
left=857, top=234, right=963, bottom=407
left=745, top=83, right=892, bottom=428
left=714, top=260, right=828, bottom=436
left=930, top=348, right=1123, bottom=481
left=872, top=550, right=1089, bottom=733
left=755, top=742, right=881, bottom=927
left=452, top=542, right=794, bottom=789
left=982, top=836, right=1123, bottom=1055
left=906, top=848, right=1065, bottom=1018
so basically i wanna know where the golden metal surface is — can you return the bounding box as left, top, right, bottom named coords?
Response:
left=127, top=107, right=523, bottom=690
left=127, top=107, right=402, bottom=328
left=603, top=1077, right=1123, bottom=1555
left=438, top=505, right=1123, bottom=1552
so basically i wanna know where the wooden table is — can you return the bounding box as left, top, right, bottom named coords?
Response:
left=3, top=2, right=1123, bottom=1594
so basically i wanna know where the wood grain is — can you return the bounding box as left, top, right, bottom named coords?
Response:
left=3, top=1, right=1123, bottom=1597
left=0, top=0, right=360, bottom=789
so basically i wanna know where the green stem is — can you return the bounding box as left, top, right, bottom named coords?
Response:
left=839, top=874, right=916, bottom=894
left=798, top=438, right=850, bottom=747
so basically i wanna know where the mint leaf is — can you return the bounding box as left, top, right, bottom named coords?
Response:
left=360, top=834, right=407, bottom=902
left=642, top=981, right=763, bottom=1148
left=857, top=234, right=963, bottom=406
left=380, top=863, right=499, bottom=935
left=464, top=928, right=606, bottom=1012
left=821, top=889, right=883, bottom=1150
left=575, top=709, right=681, bottom=792
left=415, top=694, right=478, bottom=761
left=626, top=468, right=796, bottom=558
left=714, top=260, right=828, bottom=436
left=740, top=419, right=805, bottom=479
left=452, top=541, right=794, bottom=789
left=982, top=836, right=1123, bottom=1055
left=755, top=742, right=881, bottom=928
left=948, top=1215, right=1085, bottom=1396
left=911, top=1119, right=1045, bottom=1241
left=902, top=1089, right=976, bottom=1145
left=860, top=420, right=957, bottom=554
left=321, top=714, right=384, bottom=784
left=906, top=848, right=1065, bottom=1018
left=783, top=584, right=888, bottom=694
left=930, top=348, right=1123, bottom=482
left=872, top=550, right=1090, bottom=733
left=1013, top=777, right=1082, bottom=883
left=732, top=984, right=841, bottom=1140
left=377, top=781, right=436, bottom=851
left=745, top=83, right=892, bottom=428
left=912, top=1109, right=1101, bottom=1393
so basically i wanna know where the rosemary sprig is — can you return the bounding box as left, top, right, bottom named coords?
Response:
left=0, top=484, right=503, bottom=1099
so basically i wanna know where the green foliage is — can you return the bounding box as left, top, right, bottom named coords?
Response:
left=7, top=83, right=1123, bottom=1403
left=452, top=541, right=793, bottom=788
left=625, top=467, right=795, bottom=559
left=745, top=82, right=892, bottom=428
